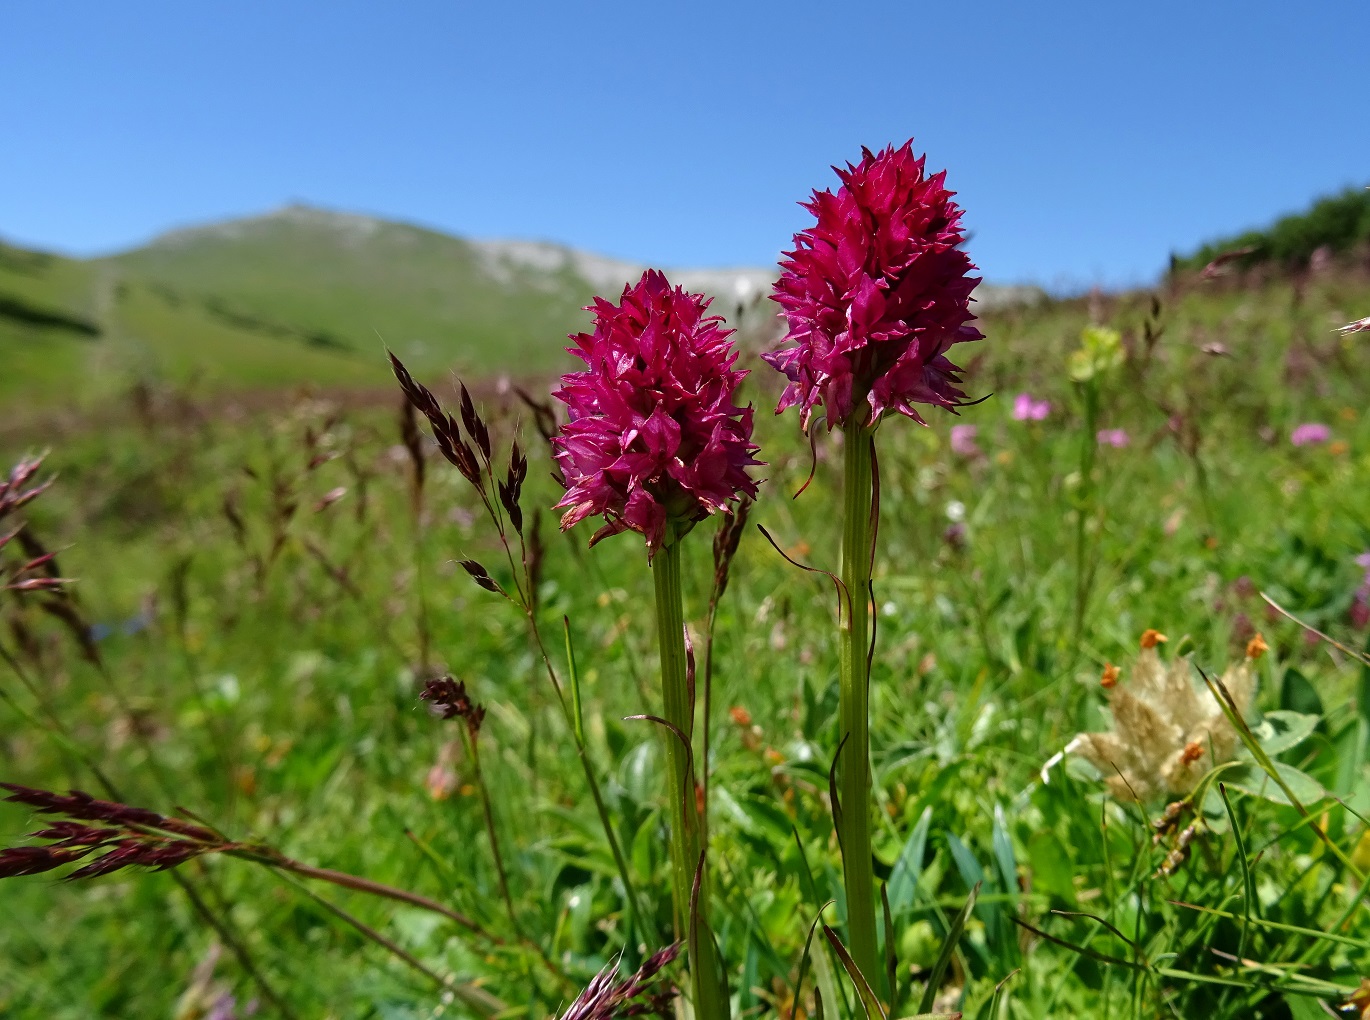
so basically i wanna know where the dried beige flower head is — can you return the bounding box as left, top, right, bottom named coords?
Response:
left=1071, top=642, right=1256, bottom=801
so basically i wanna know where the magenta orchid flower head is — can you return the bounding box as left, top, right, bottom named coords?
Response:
left=763, top=140, right=983, bottom=431
left=553, top=270, right=762, bottom=557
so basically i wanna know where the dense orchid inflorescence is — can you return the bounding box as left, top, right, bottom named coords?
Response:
left=764, top=141, right=982, bottom=430
left=553, top=270, right=761, bottom=556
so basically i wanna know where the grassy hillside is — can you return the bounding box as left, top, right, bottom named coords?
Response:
left=0, top=236, right=382, bottom=415
left=1, top=207, right=624, bottom=416
left=103, top=206, right=610, bottom=378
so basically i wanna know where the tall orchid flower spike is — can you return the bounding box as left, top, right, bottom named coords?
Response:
left=764, top=140, right=982, bottom=990
left=764, top=140, right=982, bottom=432
left=554, top=269, right=759, bottom=1020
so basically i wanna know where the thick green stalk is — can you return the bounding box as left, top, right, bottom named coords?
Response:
left=838, top=417, right=879, bottom=988
left=652, top=535, right=729, bottom=1019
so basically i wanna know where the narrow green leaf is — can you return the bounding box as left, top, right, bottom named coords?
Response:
left=991, top=805, right=1018, bottom=901
left=823, top=924, right=887, bottom=1020
left=792, top=905, right=833, bottom=1020
left=562, top=616, right=585, bottom=746
left=917, top=882, right=979, bottom=1015
left=887, top=806, right=931, bottom=919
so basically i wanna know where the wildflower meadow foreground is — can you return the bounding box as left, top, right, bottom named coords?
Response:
left=2, top=143, right=1369, bottom=1019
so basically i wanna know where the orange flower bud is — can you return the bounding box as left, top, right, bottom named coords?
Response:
left=1140, top=629, right=1168, bottom=649
left=1245, top=632, right=1268, bottom=660
left=1100, top=663, right=1120, bottom=688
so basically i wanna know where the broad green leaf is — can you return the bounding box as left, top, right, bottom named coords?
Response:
left=1252, top=710, right=1320, bottom=755
left=1222, top=761, right=1326, bottom=806
left=1280, top=668, right=1324, bottom=718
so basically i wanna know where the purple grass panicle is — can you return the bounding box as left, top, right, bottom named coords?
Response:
left=763, top=140, right=983, bottom=431
left=553, top=270, right=761, bottom=557
left=0, top=783, right=224, bottom=880
left=557, top=943, right=680, bottom=1020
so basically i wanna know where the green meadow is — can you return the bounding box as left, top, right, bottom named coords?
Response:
left=1, top=221, right=1368, bottom=1018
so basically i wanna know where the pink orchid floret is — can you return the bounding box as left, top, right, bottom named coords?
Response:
left=1096, top=428, right=1130, bottom=448
left=553, top=270, right=762, bottom=556
left=763, top=140, right=983, bottom=431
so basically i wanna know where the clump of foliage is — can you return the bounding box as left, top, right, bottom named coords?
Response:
left=1174, top=184, right=1370, bottom=273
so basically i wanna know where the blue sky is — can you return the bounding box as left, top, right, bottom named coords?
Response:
left=2, top=1, right=1366, bottom=290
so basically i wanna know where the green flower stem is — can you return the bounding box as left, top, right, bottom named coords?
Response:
left=652, top=532, right=729, bottom=1020
left=1072, top=378, right=1099, bottom=659
left=839, top=416, right=879, bottom=988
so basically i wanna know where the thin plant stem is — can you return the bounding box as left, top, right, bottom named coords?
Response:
left=838, top=416, right=879, bottom=988
left=1072, top=380, right=1100, bottom=661
left=652, top=532, right=729, bottom=1019
left=270, top=869, right=508, bottom=1016
left=464, top=729, right=520, bottom=935
left=532, top=610, right=658, bottom=947
left=261, top=855, right=503, bottom=942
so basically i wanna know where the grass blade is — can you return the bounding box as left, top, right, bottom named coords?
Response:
left=918, top=882, right=979, bottom=1014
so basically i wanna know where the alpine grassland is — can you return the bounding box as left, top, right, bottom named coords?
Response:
left=1, top=162, right=1369, bottom=1019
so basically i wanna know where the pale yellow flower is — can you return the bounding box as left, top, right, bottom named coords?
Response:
left=1072, top=646, right=1255, bottom=801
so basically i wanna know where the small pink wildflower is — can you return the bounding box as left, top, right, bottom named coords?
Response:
left=949, top=424, right=981, bottom=457
left=1096, top=428, right=1130, bottom=448
left=1351, top=552, right=1370, bottom=630
left=1012, top=393, right=1050, bottom=421
left=1290, top=423, right=1331, bottom=447
left=764, top=140, right=982, bottom=430
left=553, top=270, right=761, bottom=556
left=1336, top=316, right=1369, bottom=336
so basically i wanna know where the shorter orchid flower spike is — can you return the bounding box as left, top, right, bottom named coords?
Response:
left=553, top=270, right=762, bottom=557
